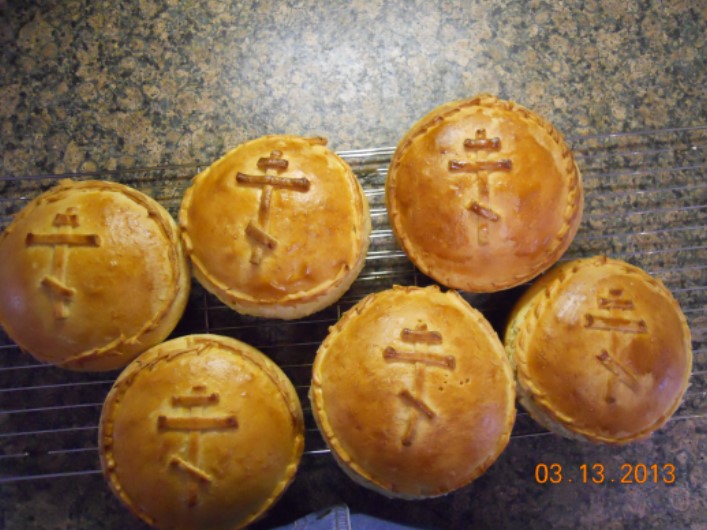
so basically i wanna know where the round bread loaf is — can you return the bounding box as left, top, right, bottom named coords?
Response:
left=504, top=256, right=692, bottom=444
left=311, top=285, right=515, bottom=499
left=0, top=179, right=190, bottom=371
left=386, top=94, right=583, bottom=292
left=100, top=334, right=304, bottom=530
left=179, top=135, right=370, bottom=319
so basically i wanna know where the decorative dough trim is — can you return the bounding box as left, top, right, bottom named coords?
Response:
left=99, top=334, right=304, bottom=529
left=386, top=94, right=584, bottom=291
left=0, top=179, right=188, bottom=369
left=179, top=135, right=371, bottom=318
left=310, top=285, right=515, bottom=498
left=507, top=256, right=692, bottom=444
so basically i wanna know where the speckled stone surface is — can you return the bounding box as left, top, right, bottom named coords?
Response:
left=0, top=1, right=705, bottom=529
left=1, top=0, right=705, bottom=176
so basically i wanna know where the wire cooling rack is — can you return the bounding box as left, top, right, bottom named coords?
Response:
left=0, top=125, right=705, bottom=484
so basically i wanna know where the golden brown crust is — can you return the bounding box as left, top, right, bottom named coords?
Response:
left=0, top=179, right=190, bottom=371
left=99, top=334, right=304, bottom=530
left=386, top=94, right=583, bottom=292
left=179, top=135, right=370, bottom=319
left=310, top=285, right=515, bottom=499
left=504, top=256, right=692, bottom=444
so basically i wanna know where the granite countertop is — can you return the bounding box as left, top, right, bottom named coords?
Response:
left=0, top=1, right=705, bottom=529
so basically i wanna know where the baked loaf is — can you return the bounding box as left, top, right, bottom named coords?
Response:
left=100, top=334, right=304, bottom=530
left=386, top=94, right=583, bottom=292
left=179, top=135, right=370, bottom=319
left=311, top=285, right=515, bottom=499
left=505, top=256, right=692, bottom=444
left=0, top=179, right=189, bottom=371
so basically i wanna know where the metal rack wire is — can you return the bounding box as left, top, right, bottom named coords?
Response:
left=0, top=125, right=705, bottom=484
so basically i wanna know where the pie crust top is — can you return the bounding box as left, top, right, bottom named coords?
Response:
left=387, top=94, right=583, bottom=292
left=100, top=334, right=304, bottom=529
left=311, top=285, right=515, bottom=498
left=0, top=179, right=189, bottom=371
left=180, top=135, right=370, bottom=318
left=505, top=256, right=692, bottom=443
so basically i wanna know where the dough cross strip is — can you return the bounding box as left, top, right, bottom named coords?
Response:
left=584, top=290, right=647, bottom=400
left=25, top=207, right=100, bottom=319
left=159, top=383, right=238, bottom=506
left=447, top=129, right=512, bottom=246
left=383, top=324, right=455, bottom=446
left=235, top=150, right=311, bottom=264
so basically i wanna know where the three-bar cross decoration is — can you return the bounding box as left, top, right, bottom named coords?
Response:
left=158, top=382, right=238, bottom=507
left=383, top=324, right=456, bottom=446
left=236, top=150, right=311, bottom=264
left=584, top=288, right=648, bottom=400
left=448, top=129, right=512, bottom=246
left=25, top=207, right=101, bottom=319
